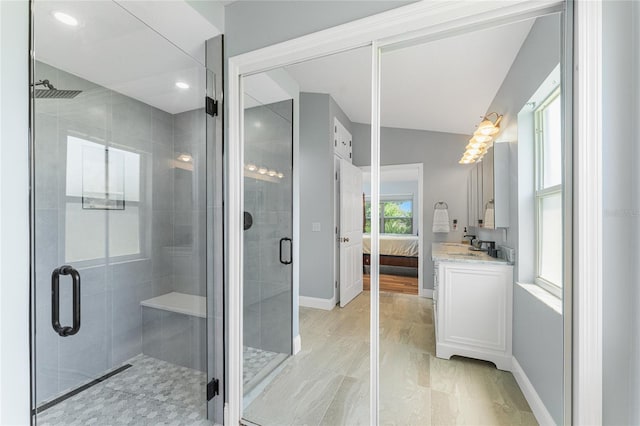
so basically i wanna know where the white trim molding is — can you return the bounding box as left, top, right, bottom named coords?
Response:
left=573, top=1, right=603, bottom=425
left=512, top=357, right=556, bottom=426
left=293, top=334, right=302, bottom=355
left=422, top=289, right=434, bottom=299
left=299, top=296, right=336, bottom=311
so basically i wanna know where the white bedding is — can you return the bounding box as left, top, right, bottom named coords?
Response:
left=362, top=234, right=419, bottom=257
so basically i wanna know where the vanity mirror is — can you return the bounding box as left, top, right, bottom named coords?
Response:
left=467, top=143, right=509, bottom=229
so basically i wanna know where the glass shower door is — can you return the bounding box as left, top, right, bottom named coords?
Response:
left=242, top=91, right=294, bottom=402
left=31, top=1, right=214, bottom=423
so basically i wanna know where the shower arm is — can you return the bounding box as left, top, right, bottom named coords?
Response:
left=33, top=79, right=56, bottom=90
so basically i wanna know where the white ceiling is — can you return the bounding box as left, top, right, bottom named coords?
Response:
left=285, top=18, right=535, bottom=135
left=34, top=0, right=221, bottom=114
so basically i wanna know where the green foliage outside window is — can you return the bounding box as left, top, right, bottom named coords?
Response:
left=364, top=199, right=413, bottom=234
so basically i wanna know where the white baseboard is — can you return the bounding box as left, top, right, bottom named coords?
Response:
left=293, top=334, right=301, bottom=355
left=299, top=295, right=336, bottom=310
left=421, top=289, right=433, bottom=299
left=511, top=357, right=556, bottom=426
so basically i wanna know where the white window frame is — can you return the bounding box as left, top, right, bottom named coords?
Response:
left=534, top=88, right=563, bottom=298
left=62, top=134, right=149, bottom=266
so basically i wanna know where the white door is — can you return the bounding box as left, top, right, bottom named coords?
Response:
left=339, top=158, right=363, bottom=307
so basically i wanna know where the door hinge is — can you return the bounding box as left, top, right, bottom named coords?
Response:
left=335, top=280, right=338, bottom=288
left=335, top=171, right=338, bottom=180
left=207, top=378, right=219, bottom=400
left=206, top=96, right=218, bottom=117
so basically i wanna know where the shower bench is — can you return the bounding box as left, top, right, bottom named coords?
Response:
left=140, top=292, right=206, bottom=372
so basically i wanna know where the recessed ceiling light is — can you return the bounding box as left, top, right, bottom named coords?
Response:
left=53, top=11, right=78, bottom=26
left=175, top=81, right=190, bottom=90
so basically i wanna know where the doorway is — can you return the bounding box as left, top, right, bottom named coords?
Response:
left=362, top=164, right=424, bottom=297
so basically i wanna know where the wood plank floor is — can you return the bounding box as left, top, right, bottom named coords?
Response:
left=363, top=273, right=419, bottom=295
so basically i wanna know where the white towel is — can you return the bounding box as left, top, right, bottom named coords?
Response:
left=432, top=208, right=450, bottom=233
left=484, top=207, right=495, bottom=229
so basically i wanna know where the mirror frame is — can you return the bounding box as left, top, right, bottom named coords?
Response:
left=226, top=1, right=580, bottom=424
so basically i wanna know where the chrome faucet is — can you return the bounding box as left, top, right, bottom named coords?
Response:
left=473, top=240, right=498, bottom=257
left=463, top=234, right=476, bottom=245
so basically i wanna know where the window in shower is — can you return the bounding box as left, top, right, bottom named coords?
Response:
left=64, top=135, right=146, bottom=262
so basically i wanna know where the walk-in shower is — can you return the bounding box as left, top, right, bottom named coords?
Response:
left=29, top=1, right=224, bottom=424
left=242, top=87, right=294, bottom=403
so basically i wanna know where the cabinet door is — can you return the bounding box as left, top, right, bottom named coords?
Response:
left=439, top=263, right=510, bottom=352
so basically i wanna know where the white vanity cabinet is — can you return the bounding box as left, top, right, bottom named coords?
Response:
left=435, top=261, right=513, bottom=370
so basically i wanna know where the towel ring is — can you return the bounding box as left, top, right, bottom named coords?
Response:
left=434, top=201, right=448, bottom=209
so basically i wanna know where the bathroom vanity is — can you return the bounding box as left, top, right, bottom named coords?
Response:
left=432, top=243, right=513, bottom=370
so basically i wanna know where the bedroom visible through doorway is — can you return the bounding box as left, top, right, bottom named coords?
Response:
left=362, top=164, right=423, bottom=296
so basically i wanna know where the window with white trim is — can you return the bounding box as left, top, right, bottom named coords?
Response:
left=534, top=89, right=563, bottom=296
left=364, top=198, right=413, bottom=234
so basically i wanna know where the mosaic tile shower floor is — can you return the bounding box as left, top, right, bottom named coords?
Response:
left=243, top=346, right=280, bottom=386
left=37, top=355, right=210, bottom=426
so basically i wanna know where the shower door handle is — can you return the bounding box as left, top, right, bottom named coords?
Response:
left=279, top=238, right=292, bottom=265
left=51, top=265, right=81, bottom=337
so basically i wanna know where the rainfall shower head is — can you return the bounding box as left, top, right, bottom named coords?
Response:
left=33, top=79, right=82, bottom=99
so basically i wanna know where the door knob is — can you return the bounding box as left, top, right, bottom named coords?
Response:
left=341, top=237, right=350, bottom=243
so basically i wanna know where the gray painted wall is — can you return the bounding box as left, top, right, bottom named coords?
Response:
left=224, top=1, right=412, bottom=57
left=481, top=14, right=563, bottom=424
left=352, top=124, right=469, bottom=291
left=602, top=1, right=639, bottom=424
left=33, top=62, right=207, bottom=402
left=299, top=92, right=354, bottom=300
left=299, top=93, right=333, bottom=300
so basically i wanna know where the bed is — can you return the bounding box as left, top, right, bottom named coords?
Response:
left=362, top=234, right=419, bottom=269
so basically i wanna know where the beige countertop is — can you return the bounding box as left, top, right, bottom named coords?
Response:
left=431, top=242, right=511, bottom=265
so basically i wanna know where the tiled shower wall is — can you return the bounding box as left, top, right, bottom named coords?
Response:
left=34, top=61, right=205, bottom=404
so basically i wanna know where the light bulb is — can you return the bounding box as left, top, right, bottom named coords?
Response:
left=277, top=173, right=284, bottom=179
left=471, top=133, right=493, bottom=143
left=258, top=167, right=268, bottom=175
left=246, top=164, right=257, bottom=171
left=476, top=121, right=500, bottom=136
left=267, top=170, right=277, bottom=177
left=466, top=142, right=486, bottom=150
